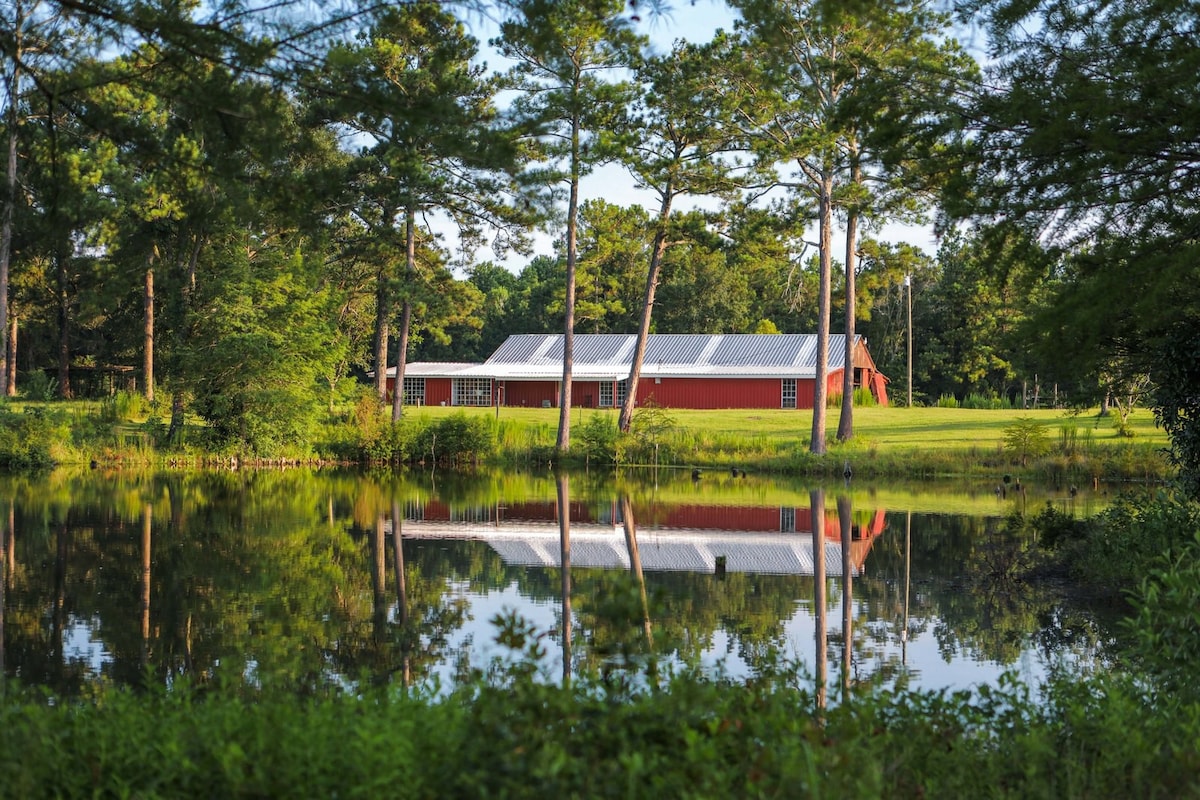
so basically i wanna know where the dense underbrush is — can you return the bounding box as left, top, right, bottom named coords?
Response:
left=1, top=629, right=1197, bottom=798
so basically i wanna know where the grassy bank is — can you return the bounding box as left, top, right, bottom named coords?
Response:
left=461, top=404, right=1171, bottom=482
left=1, top=394, right=1172, bottom=482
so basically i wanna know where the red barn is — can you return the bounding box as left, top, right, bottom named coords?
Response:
left=388, top=333, right=888, bottom=410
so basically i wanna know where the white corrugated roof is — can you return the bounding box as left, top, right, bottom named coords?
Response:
left=482, top=333, right=856, bottom=379
left=394, top=334, right=863, bottom=380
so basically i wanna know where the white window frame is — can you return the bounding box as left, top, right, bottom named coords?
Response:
left=782, top=379, right=797, bottom=409
left=616, top=379, right=629, bottom=407
left=599, top=381, right=614, bottom=407
left=402, top=376, right=425, bottom=406
left=452, top=377, right=493, bottom=407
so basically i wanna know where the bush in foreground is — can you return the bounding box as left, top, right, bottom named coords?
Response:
left=1, top=636, right=1198, bottom=798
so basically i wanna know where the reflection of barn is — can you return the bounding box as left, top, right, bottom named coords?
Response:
left=391, top=500, right=887, bottom=576
left=389, top=333, right=889, bottom=410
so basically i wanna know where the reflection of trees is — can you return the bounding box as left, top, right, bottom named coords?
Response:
left=0, top=468, right=1128, bottom=696
left=1, top=470, right=475, bottom=695
left=858, top=510, right=1122, bottom=669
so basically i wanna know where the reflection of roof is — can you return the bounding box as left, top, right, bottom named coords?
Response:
left=388, top=520, right=866, bottom=576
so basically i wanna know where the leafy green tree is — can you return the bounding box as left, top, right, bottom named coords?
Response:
left=723, top=1, right=858, bottom=453
left=574, top=200, right=648, bottom=333
left=919, top=227, right=1055, bottom=404
left=314, top=2, right=530, bottom=420
left=496, top=0, right=644, bottom=451
left=616, top=40, right=745, bottom=431
left=826, top=1, right=975, bottom=440
left=960, top=0, right=1200, bottom=453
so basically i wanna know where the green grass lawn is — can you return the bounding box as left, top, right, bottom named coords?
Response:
left=414, top=403, right=1167, bottom=451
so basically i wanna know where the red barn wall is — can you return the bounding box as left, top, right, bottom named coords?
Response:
left=870, top=373, right=890, bottom=406
left=503, top=380, right=559, bottom=408
left=635, top=377, right=792, bottom=409
left=427, top=378, right=453, bottom=406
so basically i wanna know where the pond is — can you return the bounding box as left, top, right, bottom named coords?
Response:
left=0, top=467, right=1121, bottom=697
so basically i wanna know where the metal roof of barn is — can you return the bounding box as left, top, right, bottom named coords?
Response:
left=481, top=333, right=854, bottom=379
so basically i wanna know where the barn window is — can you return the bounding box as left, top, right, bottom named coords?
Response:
left=780, top=507, right=796, bottom=532
left=782, top=379, right=797, bottom=409
left=599, top=381, right=613, bottom=407
left=616, top=379, right=629, bottom=406
left=452, top=377, right=493, bottom=406
left=402, top=377, right=425, bottom=406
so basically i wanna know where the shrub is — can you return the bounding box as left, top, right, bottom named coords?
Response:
left=1003, top=417, right=1050, bottom=466
left=936, top=393, right=960, bottom=408
left=0, top=406, right=67, bottom=468
left=577, top=412, right=618, bottom=465
left=409, top=413, right=496, bottom=468
left=1124, top=499, right=1200, bottom=701
left=20, top=371, right=58, bottom=401
left=1062, top=491, right=1200, bottom=595
left=962, top=391, right=1008, bottom=409
left=852, top=386, right=877, bottom=407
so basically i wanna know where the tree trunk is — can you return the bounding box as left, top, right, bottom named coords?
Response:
left=392, top=208, right=416, bottom=422
left=556, top=112, right=582, bottom=452
left=837, top=163, right=860, bottom=442
left=838, top=494, right=853, bottom=692
left=55, top=247, right=72, bottom=399
left=140, top=503, right=152, bottom=670
left=619, top=188, right=673, bottom=433
left=0, top=30, right=20, bottom=400
left=556, top=472, right=572, bottom=686
left=144, top=260, right=154, bottom=402
left=811, top=170, right=834, bottom=455
left=373, top=268, right=391, bottom=403
left=6, top=311, right=15, bottom=396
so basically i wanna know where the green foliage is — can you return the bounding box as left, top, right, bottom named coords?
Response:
left=20, top=372, right=59, bottom=402
left=1125, top=519, right=1200, bottom=703
left=3, top=619, right=1200, bottom=798
left=0, top=407, right=67, bottom=469
left=1003, top=417, right=1050, bottom=466
left=1049, top=491, right=1200, bottom=595
left=962, top=391, right=1009, bottom=410
left=1150, top=320, right=1200, bottom=497
left=617, top=402, right=677, bottom=465
left=409, top=413, right=497, bottom=468
left=577, top=412, right=619, bottom=465
left=936, top=393, right=960, bottom=408
left=852, top=386, right=877, bottom=407
left=98, top=390, right=147, bottom=423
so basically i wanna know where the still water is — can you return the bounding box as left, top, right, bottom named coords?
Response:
left=0, top=468, right=1118, bottom=696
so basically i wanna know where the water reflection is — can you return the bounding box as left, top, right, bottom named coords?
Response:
left=0, top=469, right=1117, bottom=697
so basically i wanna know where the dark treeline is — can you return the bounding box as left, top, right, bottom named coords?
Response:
left=1, top=0, right=1198, bottom=481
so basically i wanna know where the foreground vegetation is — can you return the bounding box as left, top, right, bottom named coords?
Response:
left=2, top=662, right=1196, bottom=799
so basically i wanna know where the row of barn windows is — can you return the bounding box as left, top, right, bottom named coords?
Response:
left=403, top=377, right=800, bottom=409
